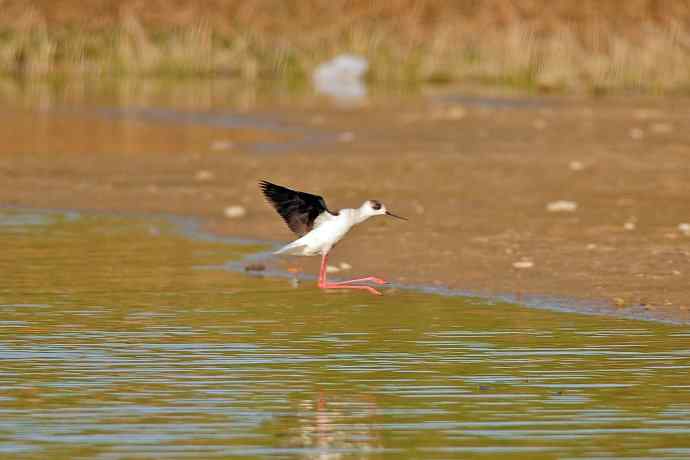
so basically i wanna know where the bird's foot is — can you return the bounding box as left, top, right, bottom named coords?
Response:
left=332, top=276, right=388, bottom=286
left=319, top=283, right=383, bottom=296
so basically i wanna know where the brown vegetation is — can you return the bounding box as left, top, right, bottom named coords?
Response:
left=2, top=1, right=690, bottom=92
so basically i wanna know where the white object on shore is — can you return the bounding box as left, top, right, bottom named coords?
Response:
left=568, top=161, right=585, bottom=171
left=513, top=260, right=534, bottom=269
left=546, top=200, right=578, bottom=212
left=313, top=54, right=368, bottom=105
left=679, top=223, right=690, bottom=235
left=224, top=205, right=246, bottom=219
left=195, top=170, right=214, bottom=181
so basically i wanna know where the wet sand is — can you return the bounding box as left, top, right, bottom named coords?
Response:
left=1, top=84, right=689, bottom=322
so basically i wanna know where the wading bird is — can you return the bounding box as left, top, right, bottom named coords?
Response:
left=260, top=180, right=406, bottom=295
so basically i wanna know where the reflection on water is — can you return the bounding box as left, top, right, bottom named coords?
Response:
left=0, top=77, right=556, bottom=159
left=0, top=78, right=348, bottom=156
left=1, top=209, right=690, bottom=459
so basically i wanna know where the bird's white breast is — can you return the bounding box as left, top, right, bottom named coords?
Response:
left=303, top=209, right=356, bottom=253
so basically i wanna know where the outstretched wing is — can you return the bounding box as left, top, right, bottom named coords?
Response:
left=259, top=181, right=334, bottom=236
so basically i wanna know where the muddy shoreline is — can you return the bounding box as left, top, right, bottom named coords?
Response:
left=2, top=86, right=689, bottom=323
left=5, top=204, right=682, bottom=325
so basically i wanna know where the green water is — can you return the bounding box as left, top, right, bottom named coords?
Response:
left=1, top=209, right=690, bottom=459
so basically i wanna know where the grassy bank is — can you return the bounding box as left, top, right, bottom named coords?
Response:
left=2, top=0, right=690, bottom=93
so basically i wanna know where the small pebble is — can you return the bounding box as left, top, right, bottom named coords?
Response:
left=629, top=128, right=645, bottom=140
left=224, top=205, right=247, bottom=219
left=244, top=263, right=266, bottom=272
left=338, top=132, right=355, bottom=142
left=446, top=106, right=467, bottom=120
left=568, top=161, right=585, bottom=171
left=326, top=265, right=340, bottom=273
left=546, top=200, right=578, bottom=212
left=195, top=170, right=214, bottom=181
left=623, top=222, right=636, bottom=231
left=339, top=262, right=352, bottom=270
left=211, top=140, right=234, bottom=151
left=513, top=260, right=534, bottom=269
left=678, top=223, right=690, bottom=236
left=612, top=297, right=626, bottom=308
left=431, top=106, right=467, bottom=120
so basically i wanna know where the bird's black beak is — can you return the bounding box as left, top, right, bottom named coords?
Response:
left=385, top=211, right=408, bottom=220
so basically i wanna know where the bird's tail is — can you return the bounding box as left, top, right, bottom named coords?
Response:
left=274, top=241, right=310, bottom=256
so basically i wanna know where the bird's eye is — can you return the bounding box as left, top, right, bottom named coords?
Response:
left=370, top=200, right=382, bottom=210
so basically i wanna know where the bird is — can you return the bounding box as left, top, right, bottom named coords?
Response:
left=259, top=180, right=406, bottom=295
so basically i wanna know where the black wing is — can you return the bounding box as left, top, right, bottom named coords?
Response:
left=259, top=181, right=334, bottom=236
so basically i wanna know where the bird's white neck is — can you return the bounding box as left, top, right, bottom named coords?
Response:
left=351, top=206, right=374, bottom=225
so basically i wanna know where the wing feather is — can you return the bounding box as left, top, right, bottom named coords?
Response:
left=259, top=181, right=334, bottom=236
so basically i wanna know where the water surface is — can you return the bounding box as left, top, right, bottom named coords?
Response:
left=1, top=209, right=690, bottom=459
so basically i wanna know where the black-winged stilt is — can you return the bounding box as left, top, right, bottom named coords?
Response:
left=260, top=181, right=406, bottom=295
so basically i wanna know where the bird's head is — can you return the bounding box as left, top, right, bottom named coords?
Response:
left=361, top=200, right=407, bottom=220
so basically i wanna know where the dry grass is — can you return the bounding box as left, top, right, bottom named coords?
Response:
left=2, top=0, right=690, bottom=92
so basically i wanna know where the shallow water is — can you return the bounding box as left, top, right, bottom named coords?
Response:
left=1, top=209, right=690, bottom=459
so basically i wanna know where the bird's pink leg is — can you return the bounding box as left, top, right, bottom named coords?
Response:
left=317, top=253, right=329, bottom=286
left=322, top=283, right=383, bottom=295
left=331, top=277, right=387, bottom=286
left=317, top=253, right=382, bottom=295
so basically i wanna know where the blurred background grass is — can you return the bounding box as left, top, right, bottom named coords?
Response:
left=1, top=0, right=690, bottom=93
